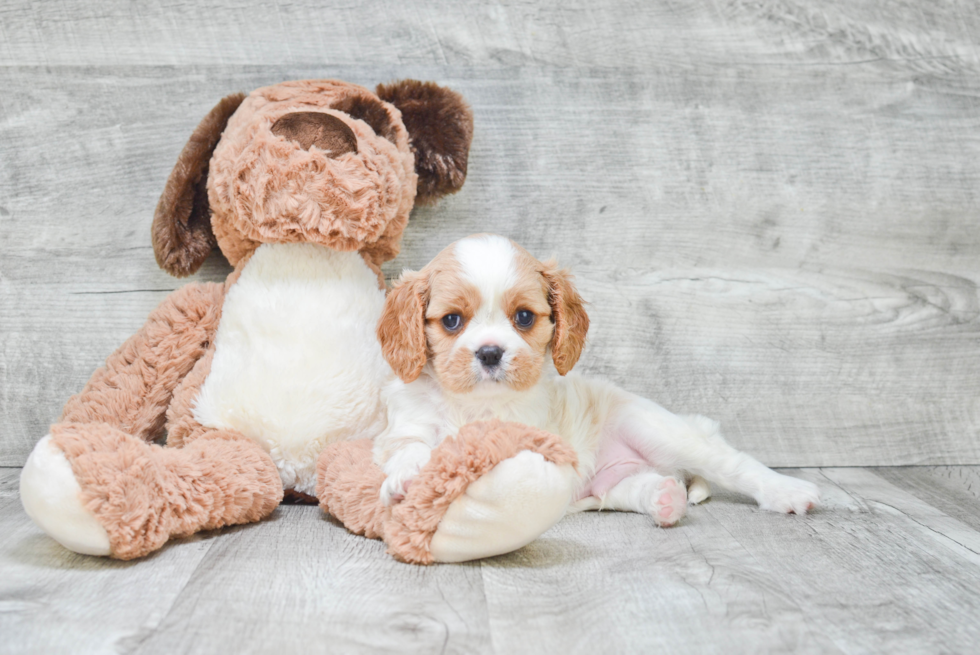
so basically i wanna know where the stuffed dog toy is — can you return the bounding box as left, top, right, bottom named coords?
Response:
left=19, top=79, right=578, bottom=562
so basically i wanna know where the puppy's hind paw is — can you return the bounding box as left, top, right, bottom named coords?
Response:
left=650, top=477, right=687, bottom=527
left=757, top=474, right=820, bottom=515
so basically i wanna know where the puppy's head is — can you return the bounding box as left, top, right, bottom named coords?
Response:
left=378, top=234, right=589, bottom=394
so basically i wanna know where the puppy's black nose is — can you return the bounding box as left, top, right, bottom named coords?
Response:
left=476, top=345, right=504, bottom=368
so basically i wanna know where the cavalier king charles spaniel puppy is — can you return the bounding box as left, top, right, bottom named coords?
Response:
left=373, top=234, right=819, bottom=525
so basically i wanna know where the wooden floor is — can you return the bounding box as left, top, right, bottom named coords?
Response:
left=3, top=465, right=979, bottom=654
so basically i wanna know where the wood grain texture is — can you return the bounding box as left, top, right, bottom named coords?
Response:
left=131, top=507, right=491, bottom=655
left=873, top=465, right=980, bottom=532
left=4, top=465, right=980, bottom=653
left=0, top=470, right=218, bottom=655
left=3, top=1, right=980, bottom=466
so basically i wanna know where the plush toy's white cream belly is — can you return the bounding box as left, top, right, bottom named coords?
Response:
left=194, top=242, right=391, bottom=495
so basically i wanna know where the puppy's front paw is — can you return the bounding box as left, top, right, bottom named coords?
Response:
left=380, top=443, right=432, bottom=506
left=756, top=474, right=820, bottom=514
left=650, top=476, right=687, bottom=527
left=380, top=469, right=418, bottom=506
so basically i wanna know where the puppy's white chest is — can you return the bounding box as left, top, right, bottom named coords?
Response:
left=194, top=243, right=391, bottom=495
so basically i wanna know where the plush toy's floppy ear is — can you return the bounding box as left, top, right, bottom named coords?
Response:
left=378, top=270, right=429, bottom=382
left=152, top=93, right=246, bottom=277
left=376, top=80, right=474, bottom=205
left=542, top=261, right=589, bottom=375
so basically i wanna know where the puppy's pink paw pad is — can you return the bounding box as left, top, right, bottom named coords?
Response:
left=651, top=477, right=687, bottom=527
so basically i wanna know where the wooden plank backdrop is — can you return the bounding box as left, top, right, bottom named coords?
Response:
left=2, top=1, right=980, bottom=466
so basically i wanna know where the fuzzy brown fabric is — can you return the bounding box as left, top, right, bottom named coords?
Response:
left=164, top=346, right=217, bottom=448
left=376, top=80, right=474, bottom=205
left=271, top=112, right=359, bottom=156
left=207, top=81, right=417, bottom=266
left=60, top=282, right=225, bottom=442
left=331, top=93, right=399, bottom=143
left=317, top=420, right=578, bottom=564
left=50, top=423, right=283, bottom=560
left=316, top=439, right=389, bottom=540
left=153, top=93, right=246, bottom=277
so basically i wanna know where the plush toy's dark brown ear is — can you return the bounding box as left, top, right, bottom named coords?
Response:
left=376, top=80, right=474, bottom=206
left=152, top=93, right=246, bottom=277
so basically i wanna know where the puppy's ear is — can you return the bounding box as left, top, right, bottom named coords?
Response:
left=152, top=93, right=246, bottom=277
left=542, top=261, right=589, bottom=375
left=376, top=80, right=474, bottom=206
left=378, top=270, right=429, bottom=383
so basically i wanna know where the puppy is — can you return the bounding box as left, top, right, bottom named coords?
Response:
left=373, top=234, right=819, bottom=525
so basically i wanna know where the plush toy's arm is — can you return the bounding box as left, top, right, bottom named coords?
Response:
left=19, top=281, right=261, bottom=560
left=318, top=420, right=579, bottom=564
left=59, top=282, right=225, bottom=441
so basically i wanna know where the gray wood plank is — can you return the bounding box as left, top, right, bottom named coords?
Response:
left=478, top=467, right=980, bottom=654
left=4, top=466, right=980, bottom=652
left=2, top=1, right=979, bottom=71
left=873, top=466, right=980, bottom=532
left=0, top=468, right=18, bottom=499
left=4, top=1, right=980, bottom=466
left=3, top=61, right=980, bottom=465
left=481, top=507, right=840, bottom=654
left=822, top=466, right=980, bottom=563
left=132, top=505, right=491, bottom=655
left=700, top=468, right=980, bottom=654
left=0, top=471, right=216, bottom=655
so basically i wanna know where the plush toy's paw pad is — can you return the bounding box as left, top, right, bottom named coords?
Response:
left=687, top=475, right=711, bottom=505
left=20, top=436, right=111, bottom=556
left=429, top=451, right=576, bottom=563
left=757, top=474, right=820, bottom=515
left=650, top=476, right=687, bottom=527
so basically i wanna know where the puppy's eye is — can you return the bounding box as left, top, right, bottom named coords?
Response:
left=442, top=314, right=463, bottom=332
left=514, top=310, right=535, bottom=329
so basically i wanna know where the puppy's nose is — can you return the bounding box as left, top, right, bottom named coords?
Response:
left=476, top=345, right=504, bottom=368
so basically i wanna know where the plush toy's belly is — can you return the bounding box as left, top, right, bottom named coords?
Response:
left=193, top=243, right=391, bottom=496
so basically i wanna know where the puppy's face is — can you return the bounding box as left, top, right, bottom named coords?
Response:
left=378, top=234, right=589, bottom=394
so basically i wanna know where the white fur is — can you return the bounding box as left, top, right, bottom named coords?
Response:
left=453, top=235, right=531, bottom=383
left=20, top=436, right=112, bottom=556
left=195, top=243, right=391, bottom=495
left=376, top=236, right=820, bottom=516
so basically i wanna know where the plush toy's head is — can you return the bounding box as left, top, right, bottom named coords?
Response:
left=152, top=79, right=474, bottom=277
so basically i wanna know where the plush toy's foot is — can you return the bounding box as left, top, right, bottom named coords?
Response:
left=21, top=423, right=283, bottom=559
left=20, top=435, right=111, bottom=556
left=320, top=420, right=579, bottom=564
left=428, top=449, right=576, bottom=562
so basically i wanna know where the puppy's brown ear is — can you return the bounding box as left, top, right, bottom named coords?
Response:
left=542, top=261, right=589, bottom=375
left=378, top=270, right=429, bottom=382
left=152, top=93, right=246, bottom=277
left=376, top=80, right=474, bottom=206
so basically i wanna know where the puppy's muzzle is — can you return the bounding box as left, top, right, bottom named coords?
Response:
left=476, top=345, right=504, bottom=369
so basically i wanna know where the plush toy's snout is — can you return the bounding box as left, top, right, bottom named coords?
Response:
left=271, top=112, right=358, bottom=156
left=152, top=79, right=474, bottom=278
